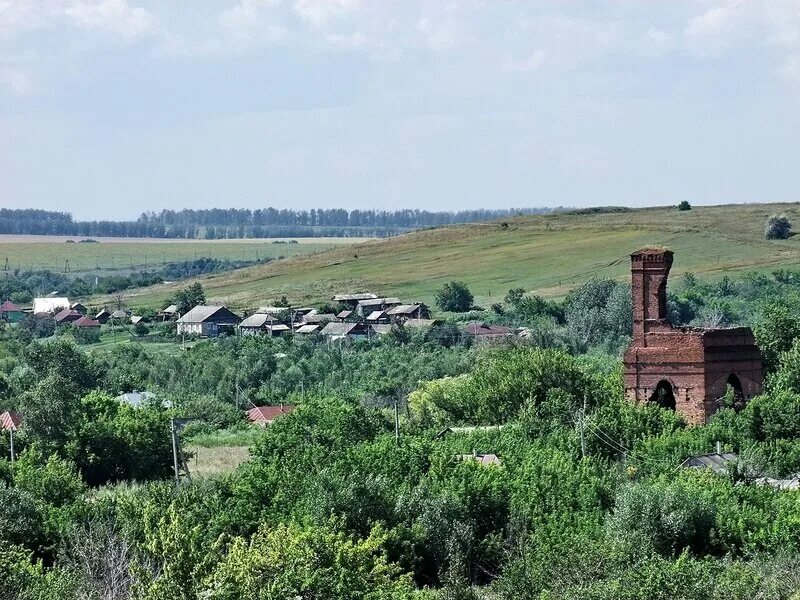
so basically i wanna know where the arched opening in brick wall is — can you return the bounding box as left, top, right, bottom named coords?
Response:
left=649, top=380, right=676, bottom=411
left=726, top=373, right=745, bottom=410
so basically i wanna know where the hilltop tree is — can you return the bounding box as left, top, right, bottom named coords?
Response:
left=677, top=201, right=691, bottom=211
left=765, top=214, right=792, bottom=240
left=174, top=282, right=206, bottom=315
left=435, top=281, right=474, bottom=312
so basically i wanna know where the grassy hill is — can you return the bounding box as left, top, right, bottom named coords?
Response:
left=102, top=203, right=800, bottom=310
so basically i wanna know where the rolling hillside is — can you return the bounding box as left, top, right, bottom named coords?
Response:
left=102, top=203, right=800, bottom=310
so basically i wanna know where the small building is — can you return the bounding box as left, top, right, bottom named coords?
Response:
left=0, top=410, right=21, bottom=431
left=457, top=452, right=502, bottom=467
left=130, top=315, right=144, bottom=325
left=320, top=321, right=370, bottom=342
left=365, top=310, right=390, bottom=323
left=158, top=304, right=179, bottom=321
left=70, top=302, right=88, bottom=315
left=370, top=324, right=394, bottom=337
left=356, top=297, right=402, bottom=316
left=177, top=305, right=241, bottom=337
left=386, top=303, right=431, bottom=322
left=295, top=324, right=320, bottom=335
left=116, top=391, right=156, bottom=408
left=336, top=310, right=354, bottom=321
left=302, top=313, right=336, bottom=325
left=247, top=404, right=295, bottom=426
left=332, top=293, right=378, bottom=309
left=110, top=309, right=129, bottom=321
left=54, top=308, right=83, bottom=325
left=95, top=308, right=113, bottom=324
left=463, top=322, right=513, bottom=341
left=239, top=314, right=291, bottom=337
left=403, top=318, right=438, bottom=329
left=73, top=316, right=101, bottom=328
left=680, top=452, right=738, bottom=475
left=0, top=300, right=24, bottom=323
left=33, top=297, right=70, bottom=314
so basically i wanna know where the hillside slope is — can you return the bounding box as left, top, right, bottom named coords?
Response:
left=108, top=203, right=800, bottom=310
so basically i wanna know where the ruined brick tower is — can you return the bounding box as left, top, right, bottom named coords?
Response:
left=623, top=248, right=763, bottom=424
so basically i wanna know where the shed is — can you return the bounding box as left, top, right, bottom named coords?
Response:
left=247, top=404, right=295, bottom=426
left=403, top=318, right=438, bottom=329
left=70, top=302, right=88, bottom=314
left=95, top=308, right=112, bottom=324
left=130, top=315, right=144, bottom=325
left=356, top=297, right=402, bottom=315
left=177, top=305, right=241, bottom=337
left=0, top=300, right=24, bottom=323
left=332, top=293, right=378, bottom=309
left=295, top=324, right=320, bottom=334
left=458, top=452, right=502, bottom=467
left=158, top=304, right=179, bottom=321
left=303, top=313, right=336, bottom=324
left=365, top=310, right=389, bottom=323
left=111, top=309, right=129, bottom=320
left=680, top=452, right=738, bottom=475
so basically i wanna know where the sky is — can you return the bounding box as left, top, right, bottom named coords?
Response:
left=1, top=1, right=799, bottom=221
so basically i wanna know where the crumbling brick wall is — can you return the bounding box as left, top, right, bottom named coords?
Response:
left=623, top=248, right=763, bottom=424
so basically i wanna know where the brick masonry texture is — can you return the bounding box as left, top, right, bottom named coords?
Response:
left=623, top=248, right=763, bottom=424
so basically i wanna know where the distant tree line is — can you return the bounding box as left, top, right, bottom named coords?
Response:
left=0, top=206, right=558, bottom=239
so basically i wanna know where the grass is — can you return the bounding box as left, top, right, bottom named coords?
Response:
left=99, top=203, right=800, bottom=311
left=0, top=236, right=362, bottom=275
left=185, top=445, right=251, bottom=477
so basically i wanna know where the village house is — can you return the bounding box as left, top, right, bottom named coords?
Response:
left=355, top=297, right=402, bottom=316
left=73, top=316, right=101, bottom=328
left=239, top=313, right=291, bottom=337
left=94, top=308, right=112, bottom=324
left=247, top=404, right=295, bottom=426
left=365, top=310, right=390, bottom=324
left=33, top=297, right=70, bottom=314
left=320, top=321, right=371, bottom=342
left=54, top=308, right=83, bottom=325
left=332, top=293, right=377, bottom=310
left=70, top=302, right=87, bottom=314
left=386, top=303, right=431, bottom=322
left=301, top=313, right=337, bottom=325
left=158, top=304, right=179, bottom=321
left=177, top=305, right=241, bottom=337
left=295, top=323, right=321, bottom=335
left=0, top=300, right=23, bottom=323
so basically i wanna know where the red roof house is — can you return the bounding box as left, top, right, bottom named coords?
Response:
left=73, top=316, right=101, bottom=328
left=55, top=308, right=82, bottom=324
left=246, top=405, right=295, bottom=426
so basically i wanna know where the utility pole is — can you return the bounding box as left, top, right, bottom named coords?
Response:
left=171, top=418, right=180, bottom=486
left=9, top=429, right=14, bottom=464
left=394, top=397, right=400, bottom=445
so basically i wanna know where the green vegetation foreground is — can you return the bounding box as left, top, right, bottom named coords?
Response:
left=4, top=267, right=800, bottom=597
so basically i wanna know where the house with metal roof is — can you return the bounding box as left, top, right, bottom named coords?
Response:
left=247, top=404, right=295, bottom=426
left=463, top=321, right=513, bottom=341
left=386, top=303, right=431, bottom=321
left=95, top=308, right=113, bottom=324
left=0, top=300, right=23, bottom=323
left=320, top=321, right=370, bottom=342
left=33, top=297, right=70, bottom=314
left=355, top=297, right=402, bottom=316
left=177, top=305, right=241, bottom=337
left=54, top=308, right=83, bottom=325
left=239, top=314, right=291, bottom=337
left=295, top=323, right=320, bottom=335
left=73, top=316, right=101, bottom=328
left=332, top=293, right=378, bottom=309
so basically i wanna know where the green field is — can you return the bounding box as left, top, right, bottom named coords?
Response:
left=0, top=236, right=362, bottom=274
left=90, top=203, right=800, bottom=310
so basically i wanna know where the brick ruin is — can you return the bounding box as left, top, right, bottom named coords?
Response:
left=622, top=248, right=763, bottom=424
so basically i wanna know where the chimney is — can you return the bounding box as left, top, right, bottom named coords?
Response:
left=630, top=248, right=673, bottom=343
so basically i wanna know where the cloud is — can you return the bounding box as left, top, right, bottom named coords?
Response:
left=0, top=66, right=34, bottom=95
left=64, top=0, right=159, bottom=39
left=778, top=53, right=800, bottom=83
left=293, top=0, right=360, bottom=29
left=502, top=50, right=546, bottom=73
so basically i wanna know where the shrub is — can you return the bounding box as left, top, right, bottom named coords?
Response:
left=435, top=281, right=474, bottom=313
left=764, top=214, right=792, bottom=240
left=678, top=201, right=692, bottom=211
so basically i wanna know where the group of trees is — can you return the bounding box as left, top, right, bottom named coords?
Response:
left=0, top=207, right=556, bottom=240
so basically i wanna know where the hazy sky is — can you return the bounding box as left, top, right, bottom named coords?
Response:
left=1, top=1, right=799, bottom=220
